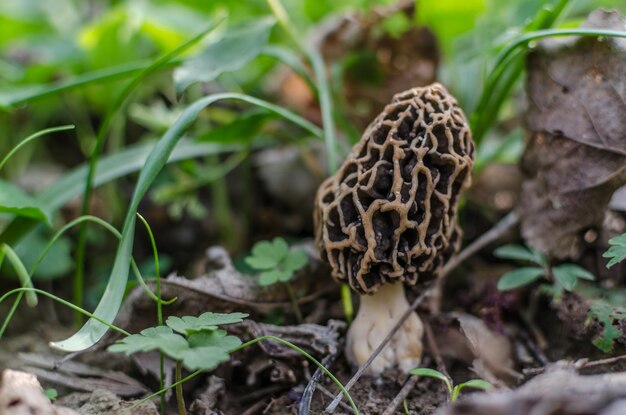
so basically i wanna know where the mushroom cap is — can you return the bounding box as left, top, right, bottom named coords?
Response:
left=314, top=83, right=474, bottom=294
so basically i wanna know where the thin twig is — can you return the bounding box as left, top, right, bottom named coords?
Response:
left=423, top=320, right=449, bottom=379
left=325, top=211, right=520, bottom=413
left=382, top=356, right=432, bottom=415
left=524, top=354, right=626, bottom=377
left=299, top=351, right=340, bottom=415
left=382, top=376, right=419, bottom=415
left=316, top=385, right=355, bottom=413
left=325, top=287, right=433, bottom=413
left=440, top=211, right=519, bottom=277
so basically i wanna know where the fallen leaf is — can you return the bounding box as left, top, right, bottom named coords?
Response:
left=519, top=9, right=626, bottom=259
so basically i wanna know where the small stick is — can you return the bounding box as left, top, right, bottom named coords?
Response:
left=284, top=281, right=304, bottom=323
left=423, top=320, right=449, bottom=379
left=325, top=211, right=520, bottom=413
left=316, top=385, right=355, bottom=413
left=382, top=376, right=419, bottom=415
left=325, top=287, right=433, bottom=413
left=524, top=354, right=626, bottom=377
left=382, top=356, right=431, bottom=415
left=299, top=351, right=340, bottom=415
left=440, top=211, right=519, bottom=277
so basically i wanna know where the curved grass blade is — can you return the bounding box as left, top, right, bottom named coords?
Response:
left=0, top=125, right=75, bottom=171
left=74, top=19, right=224, bottom=321
left=0, top=139, right=246, bottom=246
left=0, top=60, right=185, bottom=109
left=50, top=92, right=323, bottom=351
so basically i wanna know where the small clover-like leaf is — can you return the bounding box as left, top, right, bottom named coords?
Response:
left=497, top=267, right=545, bottom=291
left=603, top=233, right=626, bottom=269
left=494, top=244, right=545, bottom=266
left=167, top=312, right=248, bottom=335
left=282, top=249, right=308, bottom=273
left=249, top=237, right=289, bottom=266
left=179, top=346, right=231, bottom=371
left=187, top=329, right=242, bottom=349
left=244, top=255, right=278, bottom=270
left=259, top=269, right=291, bottom=286
left=180, top=330, right=242, bottom=371
left=108, top=326, right=188, bottom=359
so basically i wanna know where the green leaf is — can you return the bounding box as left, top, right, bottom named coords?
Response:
left=497, top=267, right=545, bottom=291
left=588, top=302, right=622, bottom=353
left=552, top=264, right=595, bottom=292
left=552, top=266, right=578, bottom=292
left=174, top=17, right=275, bottom=93
left=259, top=269, right=291, bottom=286
left=0, top=180, right=49, bottom=222
left=409, top=368, right=452, bottom=393
left=282, top=249, right=308, bottom=273
left=249, top=237, right=289, bottom=268
left=44, top=388, right=58, bottom=401
left=108, top=326, right=189, bottom=358
left=603, top=233, right=626, bottom=268
left=458, top=379, right=492, bottom=391
left=494, top=244, right=544, bottom=265
left=555, top=264, right=595, bottom=281
left=166, top=312, right=248, bottom=335
left=187, top=330, right=242, bottom=349
left=244, top=255, right=279, bottom=270
left=179, top=330, right=241, bottom=371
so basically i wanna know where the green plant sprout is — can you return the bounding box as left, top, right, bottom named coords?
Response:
left=245, top=237, right=308, bottom=285
left=409, top=368, right=492, bottom=402
left=494, top=244, right=595, bottom=293
left=44, top=388, right=58, bottom=402
left=245, top=237, right=307, bottom=322
left=603, top=233, right=626, bottom=269
left=109, top=312, right=247, bottom=415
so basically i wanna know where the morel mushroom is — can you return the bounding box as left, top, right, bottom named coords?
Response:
left=314, top=83, right=474, bottom=374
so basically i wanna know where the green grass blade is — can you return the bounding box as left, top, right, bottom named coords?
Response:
left=0, top=60, right=183, bottom=109
left=74, top=20, right=224, bottom=320
left=1, top=244, right=37, bottom=306
left=50, top=92, right=321, bottom=352
left=0, top=288, right=130, bottom=337
left=0, top=139, right=245, bottom=246
left=0, top=125, right=75, bottom=171
left=472, top=28, right=626, bottom=143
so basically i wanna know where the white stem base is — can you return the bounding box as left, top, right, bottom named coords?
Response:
left=345, top=283, right=424, bottom=375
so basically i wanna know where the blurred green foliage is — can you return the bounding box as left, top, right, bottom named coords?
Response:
left=0, top=0, right=622, bottom=345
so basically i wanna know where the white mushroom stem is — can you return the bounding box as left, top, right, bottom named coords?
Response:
left=345, top=282, right=424, bottom=375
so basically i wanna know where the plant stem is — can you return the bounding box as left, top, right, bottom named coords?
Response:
left=129, top=335, right=360, bottom=414
left=175, top=361, right=187, bottom=415
left=232, top=335, right=360, bottom=414
left=208, top=154, right=237, bottom=251
left=284, top=281, right=303, bottom=323
left=0, top=288, right=130, bottom=337
left=340, top=283, right=354, bottom=324
left=137, top=213, right=166, bottom=414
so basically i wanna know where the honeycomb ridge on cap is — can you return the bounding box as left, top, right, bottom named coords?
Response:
left=314, top=83, right=475, bottom=294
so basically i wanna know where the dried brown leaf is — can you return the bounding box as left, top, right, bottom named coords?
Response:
left=519, top=9, right=626, bottom=259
